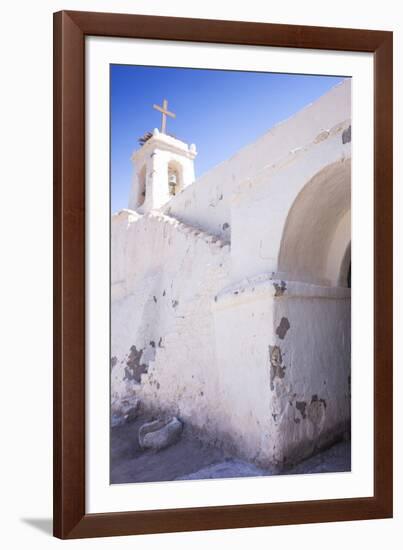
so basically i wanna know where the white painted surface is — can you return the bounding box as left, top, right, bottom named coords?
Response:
left=213, top=277, right=350, bottom=465
left=129, top=130, right=197, bottom=212
left=111, top=81, right=351, bottom=467
left=165, top=80, right=351, bottom=252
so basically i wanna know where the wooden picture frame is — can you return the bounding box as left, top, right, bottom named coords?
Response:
left=53, top=10, right=393, bottom=539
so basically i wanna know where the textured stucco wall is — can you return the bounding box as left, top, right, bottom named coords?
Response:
left=162, top=79, right=351, bottom=247
left=270, top=283, right=351, bottom=466
left=212, top=276, right=350, bottom=467
left=111, top=211, right=231, bottom=434
left=111, top=79, right=351, bottom=467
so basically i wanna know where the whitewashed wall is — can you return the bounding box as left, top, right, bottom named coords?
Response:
left=164, top=80, right=351, bottom=247
left=111, top=211, right=232, bottom=434
left=213, top=276, right=350, bottom=467
left=111, top=79, right=351, bottom=467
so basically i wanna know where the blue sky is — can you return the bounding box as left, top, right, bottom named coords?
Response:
left=111, top=65, right=346, bottom=212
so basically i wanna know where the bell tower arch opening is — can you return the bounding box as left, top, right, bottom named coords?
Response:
left=168, top=160, right=183, bottom=196
left=137, top=165, right=146, bottom=207
left=129, top=129, right=197, bottom=213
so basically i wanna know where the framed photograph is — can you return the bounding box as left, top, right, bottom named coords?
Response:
left=53, top=10, right=393, bottom=539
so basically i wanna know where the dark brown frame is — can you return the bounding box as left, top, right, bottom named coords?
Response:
left=53, top=10, right=393, bottom=539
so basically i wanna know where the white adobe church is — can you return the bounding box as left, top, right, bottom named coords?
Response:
left=111, top=79, right=351, bottom=469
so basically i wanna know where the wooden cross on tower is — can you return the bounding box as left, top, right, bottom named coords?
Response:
left=153, top=99, right=176, bottom=134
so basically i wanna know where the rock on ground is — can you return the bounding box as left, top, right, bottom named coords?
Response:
left=110, top=414, right=351, bottom=484
left=110, top=415, right=225, bottom=484
left=138, top=417, right=182, bottom=451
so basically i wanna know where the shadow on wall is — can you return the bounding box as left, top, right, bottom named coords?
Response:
left=278, top=159, right=351, bottom=287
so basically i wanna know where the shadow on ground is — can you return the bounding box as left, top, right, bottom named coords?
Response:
left=111, top=414, right=351, bottom=484
left=21, top=518, right=53, bottom=536
left=111, top=415, right=226, bottom=483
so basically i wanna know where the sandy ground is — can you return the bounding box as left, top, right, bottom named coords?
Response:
left=111, top=415, right=351, bottom=484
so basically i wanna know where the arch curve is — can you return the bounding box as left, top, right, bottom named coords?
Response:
left=278, top=159, right=351, bottom=287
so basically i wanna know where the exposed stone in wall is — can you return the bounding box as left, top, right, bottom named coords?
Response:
left=276, top=317, right=290, bottom=339
left=124, top=345, right=148, bottom=383
left=273, top=281, right=286, bottom=297
left=269, top=345, right=286, bottom=391
left=295, top=400, right=307, bottom=419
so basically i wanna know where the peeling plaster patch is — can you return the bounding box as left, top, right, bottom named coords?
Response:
left=311, top=394, right=327, bottom=407
left=153, top=296, right=157, bottom=303
left=149, top=340, right=155, bottom=348
left=273, top=281, right=286, bottom=297
left=342, top=125, right=351, bottom=144
left=172, top=299, right=179, bottom=308
left=158, top=337, right=163, bottom=348
left=123, top=345, right=148, bottom=383
left=307, top=395, right=327, bottom=425
left=222, top=222, right=230, bottom=230
left=314, top=130, right=330, bottom=143
left=276, top=317, right=290, bottom=339
left=296, top=401, right=307, bottom=419
left=269, top=345, right=286, bottom=390
left=163, top=290, right=166, bottom=297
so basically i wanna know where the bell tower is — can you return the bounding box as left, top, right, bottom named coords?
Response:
left=128, top=99, right=197, bottom=213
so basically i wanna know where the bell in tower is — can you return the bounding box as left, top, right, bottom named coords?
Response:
left=168, top=167, right=179, bottom=196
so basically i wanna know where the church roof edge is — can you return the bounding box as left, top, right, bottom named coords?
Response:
left=131, top=129, right=197, bottom=163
